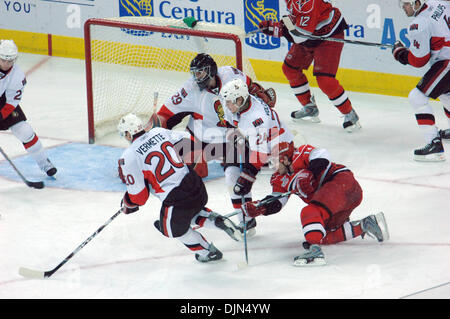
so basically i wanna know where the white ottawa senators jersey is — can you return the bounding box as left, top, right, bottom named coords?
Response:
left=0, top=64, right=26, bottom=109
left=406, top=1, right=450, bottom=67
left=224, top=95, right=294, bottom=169
left=157, top=66, right=251, bottom=143
left=119, top=127, right=190, bottom=204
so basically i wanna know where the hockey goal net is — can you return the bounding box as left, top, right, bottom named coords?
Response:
left=84, top=17, right=256, bottom=143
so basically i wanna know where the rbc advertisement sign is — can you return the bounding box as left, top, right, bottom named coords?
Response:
left=119, top=0, right=154, bottom=17
left=244, top=0, right=280, bottom=50
left=118, top=0, right=154, bottom=36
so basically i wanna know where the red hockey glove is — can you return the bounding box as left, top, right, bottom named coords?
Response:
left=241, top=201, right=267, bottom=218
left=259, top=20, right=283, bottom=38
left=120, top=192, right=139, bottom=214
left=293, top=169, right=317, bottom=198
left=392, top=41, right=409, bottom=65
left=248, top=82, right=277, bottom=108
left=234, top=170, right=256, bottom=196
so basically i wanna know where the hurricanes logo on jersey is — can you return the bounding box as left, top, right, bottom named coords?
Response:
left=244, top=0, right=281, bottom=50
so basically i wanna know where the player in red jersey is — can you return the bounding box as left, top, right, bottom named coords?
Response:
left=259, top=0, right=361, bottom=132
left=240, top=141, right=389, bottom=266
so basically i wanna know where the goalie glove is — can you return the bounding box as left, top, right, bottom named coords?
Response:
left=120, top=192, right=139, bottom=215
left=392, top=41, right=409, bottom=65
left=241, top=201, right=266, bottom=218
left=248, top=82, right=277, bottom=108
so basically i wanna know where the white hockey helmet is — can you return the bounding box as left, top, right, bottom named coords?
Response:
left=117, top=113, right=144, bottom=138
left=0, top=40, right=18, bottom=62
left=220, top=78, right=249, bottom=106
left=398, top=0, right=426, bottom=10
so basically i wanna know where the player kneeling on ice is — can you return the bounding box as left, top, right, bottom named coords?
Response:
left=219, top=78, right=294, bottom=238
left=117, top=113, right=242, bottom=263
left=240, top=142, right=389, bottom=266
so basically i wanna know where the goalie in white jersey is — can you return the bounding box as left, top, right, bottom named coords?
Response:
left=152, top=53, right=276, bottom=178
left=117, top=113, right=242, bottom=263
left=219, top=78, right=294, bottom=236
left=393, top=0, right=450, bottom=161
left=0, top=40, right=56, bottom=176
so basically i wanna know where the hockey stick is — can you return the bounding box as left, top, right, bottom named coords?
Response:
left=237, top=155, right=249, bottom=268
left=281, top=16, right=394, bottom=49
left=0, top=147, right=44, bottom=189
left=18, top=209, right=122, bottom=279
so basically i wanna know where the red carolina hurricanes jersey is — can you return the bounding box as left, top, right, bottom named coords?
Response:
left=270, top=144, right=348, bottom=202
left=286, top=0, right=345, bottom=38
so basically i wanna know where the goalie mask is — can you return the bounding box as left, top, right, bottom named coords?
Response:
left=190, top=53, right=218, bottom=90
left=117, top=113, right=144, bottom=138
left=0, top=39, right=18, bottom=62
left=220, top=78, right=249, bottom=113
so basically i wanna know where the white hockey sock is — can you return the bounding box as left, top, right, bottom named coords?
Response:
left=10, top=121, right=48, bottom=166
left=178, top=228, right=210, bottom=256
left=418, top=122, right=439, bottom=143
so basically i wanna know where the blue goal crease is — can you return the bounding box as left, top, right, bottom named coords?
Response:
left=0, top=142, right=224, bottom=192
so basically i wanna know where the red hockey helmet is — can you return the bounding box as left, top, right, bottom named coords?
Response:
left=271, top=141, right=295, bottom=160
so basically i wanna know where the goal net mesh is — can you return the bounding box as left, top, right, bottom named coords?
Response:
left=85, top=17, right=256, bottom=142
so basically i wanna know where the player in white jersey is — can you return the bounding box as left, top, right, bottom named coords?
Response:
left=117, top=113, right=242, bottom=263
left=151, top=53, right=276, bottom=178
left=393, top=0, right=450, bottom=161
left=0, top=40, right=56, bottom=176
left=219, top=78, right=294, bottom=236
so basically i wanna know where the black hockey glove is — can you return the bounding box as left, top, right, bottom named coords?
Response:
left=120, top=192, right=139, bottom=215
left=392, top=41, right=409, bottom=65
left=234, top=169, right=256, bottom=196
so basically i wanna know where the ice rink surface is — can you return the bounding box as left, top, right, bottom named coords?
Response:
left=0, top=53, right=449, bottom=300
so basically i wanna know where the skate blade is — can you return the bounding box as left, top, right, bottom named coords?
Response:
left=291, top=116, right=321, bottom=124
left=413, top=153, right=445, bottom=162
left=293, top=256, right=326, bottom=267
left=344, top=121, right=362, bottom=133
left=375, top=212, right=390, bottom=242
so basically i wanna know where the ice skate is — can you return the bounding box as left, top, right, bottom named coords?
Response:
left=195, top=243, right=223, bottom=263
left=413, top=136, right=445, bottom=162
left=209, top=212, right=243, bottom=241
left=237, top=218, right=257, bottom=238
left=39, top=159, right=57, bottom=177
left=293, top=244, right=326, bottom=266
left=359, top=212, right=390, bottom=242
left=291, top=96, right=321, bottom=123
left=342, top=109, right=361, bottom=132
left=439, top=129, right=450, bottom=140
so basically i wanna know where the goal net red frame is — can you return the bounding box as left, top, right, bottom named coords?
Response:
left=84, top=17, right=255, bottom=144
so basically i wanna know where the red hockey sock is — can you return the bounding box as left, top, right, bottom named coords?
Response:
left=321, top=221, right=363, bottom=245
left=316, top=76, right=353, bottom=114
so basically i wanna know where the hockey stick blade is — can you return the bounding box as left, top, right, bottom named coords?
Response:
left=18, top=267, right=48, bottom=279
left=26, top=181, right=45, bottom=189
